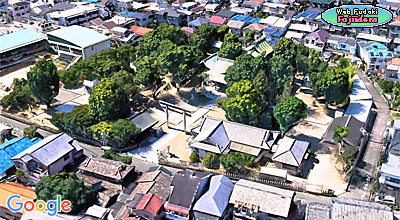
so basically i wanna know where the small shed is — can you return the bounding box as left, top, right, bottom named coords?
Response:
left=259, top=167, right=287, bottom=182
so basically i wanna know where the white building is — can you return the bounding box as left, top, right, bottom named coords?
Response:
left=7, top=0, right=30, bottom=22
left=47, top=25, right=111, bottom=60
left=357, top=41, right=394, bottom=72
left=46, top=6, right=99, bottom=26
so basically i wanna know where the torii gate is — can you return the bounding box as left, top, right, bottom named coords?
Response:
left=159, top=100, right=193, bottom=134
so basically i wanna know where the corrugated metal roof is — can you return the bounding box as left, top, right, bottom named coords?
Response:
left=47, top=25, right=111, bottom=48
left=0, top=28, right=45, bottom=54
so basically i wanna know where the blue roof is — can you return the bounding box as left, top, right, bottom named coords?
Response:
left=396, top=45, right=400, bottom=53
left=0, top=137, right=41, bottom=174
left=231, top=14, right=260, bottom=24
left=295, top=10, right=319, bottom=20
left=47, top=25, right=111, bottom=48
left=0, top=28, right=45, bottom=53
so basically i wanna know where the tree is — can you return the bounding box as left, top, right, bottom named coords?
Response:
left=244, top=30, right=255, bottom=45
left=190, top=152, right=201, bottom=163
left=159, top=45, right=203, bottom=86
left=334, top=145, right=359, bottom=173
left=111, top=70, right=140, bottom=98
left=102, top=150, right=132, bottom=164
left=89, top=78, right=130, bottom=121
left=116, top=44, right=136, bottom=69
left=51, top=105, right=96, bottom=137
left=202, top=152, right=220, bottom=169
left=254, top=10, right=266, bottom=18
left=253, top=69, right=270, bottom=106
left=90, top=119, right=141, bottom=147
left=274, top=96, right=307, bottom=132
left=134, top=56, right=162, bottom=97
left=1, top=78, right=35, bottom=111
left=27, top=59, right=59, bottom=107
left=219, top=80, right=271, bottom=129
left=217, top=33, right=242, bottom=60
left=313, top=66, right=350, bottom=105
left=23, top=125, right=38, bottom=139
left=88, top=49, right=125, bottom=78
left=273, top=38, right=297, bottom=66
left=220, top=152, right=255, bottom=175
left=333, top=126, right=349, bottom=152
left=378, top=80, right=394, bottom=93
left=217, top=24, right=229, bottom=40
left=58, top=68, right=80, bottom=89
left=189, top=23, right=218, bottom=52
left=269, top=55, right=295, bottom=101
left=338, top=57, right=351, bottom=69
left=35, top=173, right=95, bottom=214
left=225, top=54, right=267, bottom=87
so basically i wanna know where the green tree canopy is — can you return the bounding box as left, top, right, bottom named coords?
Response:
left=268, top=55, right=295, bottom=100
left=337, top=57, right=351, bottom=69
left=273, top=38, right=297, bottom=66
left=333, top=126, right=349, bottom=143
left=189, top=23, right=218, bottom=52
left=217, top=33, right=242, bottom=60
left=90, top=119, right=141, bottom=147
left=220, top=80, right=271, bottom=129
left=274, top=96, right=307, bottom=132
left=58, top=68, right=80, bottom=89
left=27, top=59, right=59, bottom=107
left=1, top=78, right=35, bottom=111
left=35, top=173, right=95, bottom=214
left=217, top=24, right=229, bottom=40
left=252, top=69, right=270, bottom=106
left=111, top=70, right=140, bottom=98
left=23, top=125, right=38, bottom=139
left=51, top=105, right=96, bottom=137
left=202, top=152, right=220, bottom=169
left=190, top=152, right=201, bottom=163
left=244, top=30, right=255, bottom=44
left=88, top=78, right=130, bottom=122
left=225, top=54, right=267, bottom=87
left=220, top=152, right=255, bottom=175
left=313, top=66, right=350, bottom=105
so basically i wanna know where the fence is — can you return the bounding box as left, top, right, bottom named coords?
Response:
left=159, top=159, right=309, bottom=193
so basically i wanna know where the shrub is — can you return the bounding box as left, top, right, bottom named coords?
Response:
left=58, top=68, right=81, bottom=88
left=378, top=80, right=394, bottom=93
left=102, top=150, right=132, bottom=164
left=23, top=125, right=38, bottom=139
left=190, top=152, right=201, bottom=163
left=220, top=152, right=255, bottom=175
left=202, top=152, right=220, bottom=169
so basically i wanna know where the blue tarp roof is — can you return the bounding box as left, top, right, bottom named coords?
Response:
left=396, top=45, right=400, bottom=53
left=295, top=10, right=319, bottom=20
left=231, top=14, right=260, bottom=24
left=0, top=137, right=41, bottom=174
left=160, top=4, right=166, bottom=8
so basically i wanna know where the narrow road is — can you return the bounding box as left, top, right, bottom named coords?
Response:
left=0, top=114, right=55, bottom=137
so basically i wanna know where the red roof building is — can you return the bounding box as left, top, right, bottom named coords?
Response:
left=130, top=26, right=153, bottom=36
left=209, top=16, right=227, bottom=26
left=250, top=0, right=264, bottom=4
left=123, top=194, right=164, bottom=220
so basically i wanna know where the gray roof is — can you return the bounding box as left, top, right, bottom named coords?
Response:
left=272, top=137, right=310, bottom=167
left=190, top=117, right=280, bottom=155
left=193, top=175, right=234, bottom=217
left=242, top=1, right=261, bottom=8
left=78, top=157, right=135, bottom=181
left=327, top=35, right=356, bottom=47
left=305, top=203, right=330, bottom=220
left=168, top=11, right=182, bottom=18
left=390, top=132, right=400, bottom=156
left=130, top=167, right=173, bottom=201
left=188, top=18, right=209, bottom=27
left=168, top=170, right=206, bottom=209
left=331, top=198, right=393, bottom=220
left=229, top=179, right=294, bottom=218
left=321, top=116, right=364, bottom=146
left=227, top=20, right=246, bottom=29
left=12, top=133, right=80, bottom=166
left=128, top=111, right=158, bottom=131
left=52, top=2, right=75, bottom=11
left=215, top=8, right=237, bottom=19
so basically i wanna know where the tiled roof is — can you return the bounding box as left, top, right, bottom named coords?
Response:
left=0, top=183, right=36, bottom=213
left=209, top=16, right=226, bottom=25
left=130, top=26, right=153, bottom=36
left=307, top=30, right=330, bottom=42
left=135, top=194, right=163, bottom=216
left=272, top=137, right=309, bottom=167
left=78, top=157, right=135, bottom=181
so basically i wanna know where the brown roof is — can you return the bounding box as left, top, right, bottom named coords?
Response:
left=103, top=21, right=117, bottom=30
left=387, top=58, right=400, bottom=66
left=76, top=170, right=124, bottom=191
left=246, top=23, right=267, bottom=32
left=92, top=18, right=104, bottom=26
left=78, top=157, right=135, bottom=181
left=130, top=170, right=173, bottom=201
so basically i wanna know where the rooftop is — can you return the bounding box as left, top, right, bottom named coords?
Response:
left=381, top=153, right=400, bottom=179
left=47, top=25, right=111, bottom=48
left=0, top=28, right=45, bottom=54
left=307, top=30, right=331, bottom=42
left=344, top=100, right=373, bottom=123
left=272, top=137, right=310, bottom=167
left=209, top=16, right=226, bottom=25
left=357, top=33, right=391, bottom=44
left=321, top=115, right=365, bottom=147
left=327, top=35, right=356, bottom=47
left=229, top=179, right=294, bottom=218
left=305, top=203, right=330, bottom=220
left=331, top=198, right=393, bottom=220
left=0, top=183, right=36, bottom=214
left=349, top=75, right=373, bottom=101
left=78, top=157, right=135, bottom=181
left=358, top=41, right=393, bottom=58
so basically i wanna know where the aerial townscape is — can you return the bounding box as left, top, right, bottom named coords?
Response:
left=0, top=0, right=400, bottom=219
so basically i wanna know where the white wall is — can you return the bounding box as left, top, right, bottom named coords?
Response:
left=83, top=40, right=111, bottom=60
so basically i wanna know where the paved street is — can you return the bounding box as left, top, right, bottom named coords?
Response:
left=344, top=69, right=390, bottom=200
left=0, top=114, right=55, bottom=137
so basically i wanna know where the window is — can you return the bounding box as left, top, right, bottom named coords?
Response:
left=63, top=154, right=70, bottom=161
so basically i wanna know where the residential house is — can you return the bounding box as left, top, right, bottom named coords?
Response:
left=389, top=21, right=400, bottom=39
left=356, top=33, right=392, bottom=47
left=229, top=179, right=295, bottom=219
left=7, top=1, right=29, bottom=22
left=284, top=10, right=295, bottom=20
left=131, top=12, right=153, bottom=27
left=272, top=137, right=310, bottom=175
left=123, top=193, right=165, bottom=220
left=130, top=25, right=153, bottom=36
left=215, top=8, right=237, bottom=20
left=47, top=25, right=111, bottom=60
left=0, top=0, right=8, bottom=9
left=244, top=23, right=266, bottom=39
left=76, top=157, right=136, bottom=191
left=188, top=17, right=209, bottom=29
left=11, top=133, right=83, bottom=185
left=181, top=27, right=194, bottom=37
left=129, top=166, right=174, bottom=201
left=241, top=1, right=261, bottom=13
left=205, top=4, right=221, bottom=14
left=190, top=117, right=280, bottom=159
left=310, top=0, right=334, bottom=9
left=262, top=2, right=288, bottom=16
left=230, top=7, right=253, bottom=16
left=288, top=23, right=316, bottom=35
left=0, top=183, right=36, bottom=220
left=0, top=28, right=47, bottom=69
left=392, top=38, right=400, bottom=57
left=305, top=198, right=394, bottom=220
left=166, top=11, right=184, bottom=27
left=0, top=137, right=41, bottom=178
left=263, top=28, right=285, bottom=45
left=193, top=175, right=234, bottom=220
left=384, top=58, right=400, bottom=82
left=181, top=2, right=197, bottom=11
left=46, top=6, right=99, bottom=26
left=271, top=18, right=290, bottom=31
left=0, top=123, right=12, bottom=140
left=227, top=20, right=247, bottom=35
left=320, top=115, right=365, bottom=151
left=304, top=29, right=330, bottom=52
left=380, top=130, right=400, bottom=188
left=357, top=41, right=394, bottom=73
left=291, top=8, right=320, bottom=28
left=84, top=205, right=113, bottom=220
left=326, top=35, right=357, bottom=55
left=164, top=170, right=210, bottom=219
left=209, top=16, right=226, bottom=27
left=284, top=31, right=305, bottom=43
left=155, top=10, right=170, bottom=25
left=110, top=26, right=136, bottom=45
left=259, top=16, right=279, bottom=27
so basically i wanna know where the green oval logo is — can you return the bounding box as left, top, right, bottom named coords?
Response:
left=321, top=5, right=394, bottom=27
